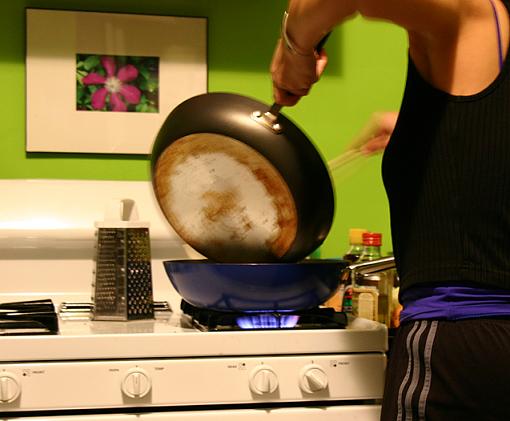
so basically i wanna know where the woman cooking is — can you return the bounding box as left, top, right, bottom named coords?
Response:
left=270, top=0, right=510, bottom=419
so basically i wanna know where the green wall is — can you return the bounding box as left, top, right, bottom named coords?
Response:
left=0, top=0, right=407, bottom=258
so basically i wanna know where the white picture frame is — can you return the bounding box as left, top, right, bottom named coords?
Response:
left=26, top=8, right=207, bottom=154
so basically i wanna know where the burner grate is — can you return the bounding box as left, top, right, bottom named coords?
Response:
left=0, top=299, right=58, bottom=335
left=180, top=301, right=347, bottom=331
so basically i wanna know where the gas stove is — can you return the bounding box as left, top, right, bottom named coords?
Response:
left=0, top=294, right=386, bottom=416
left=0, top=180, right=387, bottom=420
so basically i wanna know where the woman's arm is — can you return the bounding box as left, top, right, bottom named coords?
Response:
left=283, top=0, right=358, bottom=55
left=271, top=0, right=358, bottom=105
left=270, top=0, right=498, bottom=104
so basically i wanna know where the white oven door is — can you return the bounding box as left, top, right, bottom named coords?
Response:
left=5, top=405, right=381, bottom=420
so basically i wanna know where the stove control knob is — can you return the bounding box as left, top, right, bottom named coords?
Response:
left=249, top=365, right=278, bottom=395
left=0, top=373, right=20, bottom=403
left=121, top=368, right=151, bottom=398
left=299, top=364, right=328, bottom=393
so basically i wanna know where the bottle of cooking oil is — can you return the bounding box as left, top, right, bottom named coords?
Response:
left=352, top=232, right=386, bottom=323
left=342, top=228, right=367, bottom=263
left=358, top=232, right=382, bottom=261
left=323, top=228, right=367, bottom=311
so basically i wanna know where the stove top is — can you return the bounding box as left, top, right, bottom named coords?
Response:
left=0, top=297, right=387, bottom=363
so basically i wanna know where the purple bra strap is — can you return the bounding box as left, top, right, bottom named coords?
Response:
left=489, top=0, right=504, bottom=70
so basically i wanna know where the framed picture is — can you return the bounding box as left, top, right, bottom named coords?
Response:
left=25, top=9, right=207, bottom=154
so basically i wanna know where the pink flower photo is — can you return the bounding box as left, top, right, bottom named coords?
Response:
left=76, top=54, right=159, bottom=113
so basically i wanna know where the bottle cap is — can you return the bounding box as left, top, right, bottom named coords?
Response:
left=362, top=232, right=382, bottom=246
left=348, top=228, right=367, bottom=244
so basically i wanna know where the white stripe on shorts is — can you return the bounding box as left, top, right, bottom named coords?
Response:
left=396, top=320, right=438, bottom=421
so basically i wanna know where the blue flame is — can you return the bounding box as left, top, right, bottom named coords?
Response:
left=236, top=314, right=300, bottom=329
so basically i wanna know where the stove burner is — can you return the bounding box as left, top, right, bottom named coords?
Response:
left=0, top=299, right=58, bottom=335
left=181, top=301, right=347, bottom=331
left=237, top=313, right=300, bottom=329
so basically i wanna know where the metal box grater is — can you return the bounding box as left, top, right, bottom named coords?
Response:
left=92, top=199, right=154, bottom=321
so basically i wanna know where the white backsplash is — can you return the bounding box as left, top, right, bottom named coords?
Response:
left=0, top=179, right=202, bottom=310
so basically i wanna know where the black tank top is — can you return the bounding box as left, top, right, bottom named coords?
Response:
left=382, top=1, right=510, bottom=292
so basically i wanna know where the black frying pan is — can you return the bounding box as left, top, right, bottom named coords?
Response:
left=151, top=92, right=335, bottom=263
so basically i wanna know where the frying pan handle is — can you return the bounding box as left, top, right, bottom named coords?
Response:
left=252, top=33, right=331, bottom=134
left=315, top=32, right=331, bottom=53
left=268, top=103, right=283, bottom=116
left=251, top=104, right=284, bottom=134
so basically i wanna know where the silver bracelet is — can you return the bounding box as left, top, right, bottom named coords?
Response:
left=281, top=11, right=314, bottom=56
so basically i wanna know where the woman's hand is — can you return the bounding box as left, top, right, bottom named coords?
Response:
left=327, top=111, right=398, bottom=171
left=270, top=39, right=328, bottom=106
left=352, top=111, right=399, bottom=155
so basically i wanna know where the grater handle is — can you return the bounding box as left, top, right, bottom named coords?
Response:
left=105, top=199, right=139, bottom=222
left=96, top=199, right=149, bottom=229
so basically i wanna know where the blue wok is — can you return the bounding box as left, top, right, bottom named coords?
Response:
left=163, top=259, right=347, bottom=312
